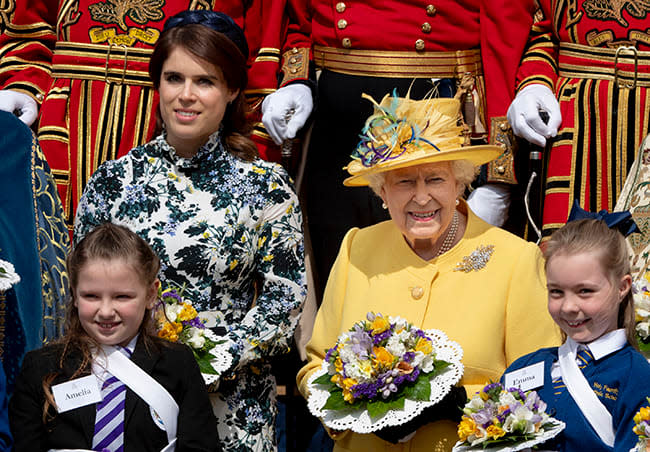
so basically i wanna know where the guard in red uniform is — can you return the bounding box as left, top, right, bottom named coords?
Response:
left=262, top=0, right=536, bottom=299
left=0, top=0, right=288, bottom=230
left=507, top=0, right=650, bottom=241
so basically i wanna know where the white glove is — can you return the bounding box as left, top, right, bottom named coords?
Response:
left=0, top=90, right=38, bottom=126
left=467, top=184, right=511, bottom=228
left=261, top=84, right=313, bottom=144
left=507, top=84, right=561, bottom=147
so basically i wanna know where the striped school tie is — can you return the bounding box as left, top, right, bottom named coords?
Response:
left=92, top=347, right=133, bottom=452
left=552, top=346, right=593, bottom=395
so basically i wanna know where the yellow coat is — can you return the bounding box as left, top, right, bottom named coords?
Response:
left=297, top=205, right=561, bottom=452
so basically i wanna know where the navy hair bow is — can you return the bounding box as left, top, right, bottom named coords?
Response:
left=162, top=10, right=248, bottom=59
left=567, top=200, right=640, bottom=237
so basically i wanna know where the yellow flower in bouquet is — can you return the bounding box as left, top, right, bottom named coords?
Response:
left=458, top=416, right=477, bottom=442
left=177, top=303, right=198, bottom=322
left=158, top=321, right=183, bottom=342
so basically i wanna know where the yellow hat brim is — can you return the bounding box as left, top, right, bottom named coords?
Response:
left=343, top=144, right=503, bottom=187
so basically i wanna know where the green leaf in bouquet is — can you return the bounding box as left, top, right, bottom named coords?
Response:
left=322, top=390, right=356, bottom=412
left=196, top=354, right=218, bottom=375
left=367, top=395, right=405, bottom=419
left=638, top=336, right=650, bottom=354
left=402, top=376, right=431, bottom=401
left=313, top=372, right=334, bottom=386
left=432, top=359, right=451, bottom=374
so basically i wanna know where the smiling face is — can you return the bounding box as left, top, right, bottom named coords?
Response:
left=158, top=46, right=238, bottom=157
left=379, top=161, right=461, bottom=256
left=74, top=258, right=159, bottom=347
left=546, top=251, right=631, bottom=343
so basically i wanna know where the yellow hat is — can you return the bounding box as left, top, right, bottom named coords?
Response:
left=344, top=93, right=503, bottom=187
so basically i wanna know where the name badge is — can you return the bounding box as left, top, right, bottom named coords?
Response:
left=504, top=361, right=544, bottom=392
left=52, top=374, right=102, bottom=413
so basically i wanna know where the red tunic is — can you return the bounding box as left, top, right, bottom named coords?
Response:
left=0, top=0, right=288, bottom=229
left=516, top=0, right=650, bottom=239
left=281, top=0, right=536, bottom=183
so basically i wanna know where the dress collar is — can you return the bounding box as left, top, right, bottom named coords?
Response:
left=567, top=329, right=627, bottom=361
left=156, top=129, right=225, bottom=169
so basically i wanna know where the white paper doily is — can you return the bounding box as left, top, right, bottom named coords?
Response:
left=200, top=329, right=232, bottom=385
left=307, top=329, right=463, bottom=433
left=451, top=420, right=566, bottom=452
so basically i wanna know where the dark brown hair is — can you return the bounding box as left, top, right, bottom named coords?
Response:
left=149, top=24, right=257, bottom=161
left=544, top=219, right=636, bottom=348
left=42, top=223, right=161, bottom=421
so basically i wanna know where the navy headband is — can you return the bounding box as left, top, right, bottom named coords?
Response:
left=567, top=200, right=640, bottom=237
left=162, top=10, right=248, bottom=60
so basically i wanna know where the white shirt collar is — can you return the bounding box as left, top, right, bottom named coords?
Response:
left=568, top=329, right=627, bottom=361
left=123, top=334, right=138, bottom=355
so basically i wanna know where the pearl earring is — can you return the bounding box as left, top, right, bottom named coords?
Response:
left=455, top=199, right=459, bottom=206
left=382, top=202, right=387, bottom=209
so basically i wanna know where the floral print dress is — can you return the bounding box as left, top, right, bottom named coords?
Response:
left=74, top=132, right=306, bottom=452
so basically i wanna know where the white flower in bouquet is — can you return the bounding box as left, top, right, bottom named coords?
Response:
left=0, top=259, right=20, bottom=292
left=186, top=327, right=206, bottom=349
left=164, top=302, right=183, bottom=323
left=503, top=404, right=537, bottom=434
left=498, top=390, right=519, bottom=409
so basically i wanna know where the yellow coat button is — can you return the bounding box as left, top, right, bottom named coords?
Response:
left=411, top=286, right=424, bottom=300
left=415, top=39, right=425, bottom=51
left=337, top=19, right=348, bottom=29
left=336, top=2, right=346, bottom=13
left=342, top=37, right=352, bottom=48
left=421, top=22, right=432, bottom=33
left=426, top=4, right=437, bottom=16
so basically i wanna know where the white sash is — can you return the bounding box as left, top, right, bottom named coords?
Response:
left=94, top=345, right=179, bottom=451
left=557, top=341, right=615, bottom=447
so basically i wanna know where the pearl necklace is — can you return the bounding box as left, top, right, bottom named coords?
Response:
left=435, top=210, right=459, bottom=257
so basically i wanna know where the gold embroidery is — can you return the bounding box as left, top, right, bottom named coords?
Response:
left=281, top=47, right=309, bottom=85
left=0, top=0, right=15, bottom=35
left=89, top=0, right=165, bottom=32
left=487, top=116, right=517, bottom=184
left=189, top=0, right=215, bottom=9
left=59, top=0, right=81, bottom=41
left=89, top=25, right=159, bottom=46
left=583, top=0, right=650, bottom=28
left=566, top=0, right=584, bottom=27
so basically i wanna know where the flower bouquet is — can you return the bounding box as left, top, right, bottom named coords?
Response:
left=307, top=312, right=463, bottom=433
left=631, top=398, right=650, bottom=452
left=154, top=286, right=232, bottom=385
left=452, top=382, right=565, bottom=451
left=633, top=273, right=650, bottom=358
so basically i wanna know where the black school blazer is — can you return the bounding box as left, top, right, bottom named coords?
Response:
left=9, top=337, right=221, bottom=452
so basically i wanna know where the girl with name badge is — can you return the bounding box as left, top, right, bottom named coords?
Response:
left=501, top=206, right=650, bottom=452
left=9, top=223, right=220, bottom=452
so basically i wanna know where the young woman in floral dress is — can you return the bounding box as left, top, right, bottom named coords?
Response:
left=74, top=11, right=306, bottom=452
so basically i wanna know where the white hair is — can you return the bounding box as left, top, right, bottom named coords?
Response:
left=366, top=159, right=477, bottom=196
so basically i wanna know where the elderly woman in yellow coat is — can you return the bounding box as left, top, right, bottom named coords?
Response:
left=296, top=95, right=561, bottom=452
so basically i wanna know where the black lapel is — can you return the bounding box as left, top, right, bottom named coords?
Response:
left=58, top=350, right=97, bottom=446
